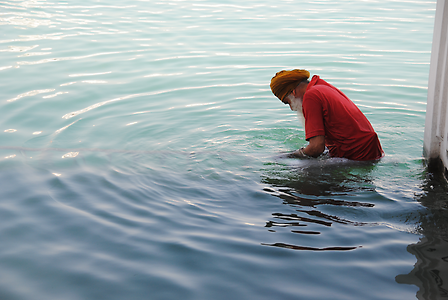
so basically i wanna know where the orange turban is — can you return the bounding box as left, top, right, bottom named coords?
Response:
left=270, top=69, right=310, bottom=101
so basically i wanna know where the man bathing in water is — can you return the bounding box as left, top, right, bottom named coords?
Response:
left=270, top=69, right=384, bottom=161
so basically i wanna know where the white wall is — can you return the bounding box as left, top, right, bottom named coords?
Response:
left=424, top=0, right=448, bottom=170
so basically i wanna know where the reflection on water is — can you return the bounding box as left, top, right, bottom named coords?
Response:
left=261, top=156, right=378, bottom=251
left=396, top=169, right=448, bottom=299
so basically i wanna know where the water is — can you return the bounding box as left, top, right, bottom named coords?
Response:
left=0, top=0, right=444, bottom=299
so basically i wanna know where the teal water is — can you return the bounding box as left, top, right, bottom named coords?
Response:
left=0, top=0, right=444, bottom=299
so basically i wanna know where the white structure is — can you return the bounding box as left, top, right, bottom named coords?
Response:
left=424, top=0, right=448, bottom=172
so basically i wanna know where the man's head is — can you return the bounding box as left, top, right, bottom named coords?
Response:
left=270, top=69, right=310, bottom=127
left=270, top=69, right=310, bottom=104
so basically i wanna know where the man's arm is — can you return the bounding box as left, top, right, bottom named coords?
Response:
left=290, top=135, right=325, bottom=158
left=304, top=135, right=325, bottom=157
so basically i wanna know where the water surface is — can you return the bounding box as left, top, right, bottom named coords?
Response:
left=0, top=1, right=444, bottom=299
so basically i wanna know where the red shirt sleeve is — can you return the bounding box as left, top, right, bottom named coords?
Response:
left=303, top=89, right=325, bottom=141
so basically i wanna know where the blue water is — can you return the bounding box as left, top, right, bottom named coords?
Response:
left=0, top=0, right=444, bottom=299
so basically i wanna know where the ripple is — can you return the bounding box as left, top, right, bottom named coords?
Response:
left=0, top=16, right=55, bottom=27
left=6, top=89, right=55, bottom=102
left=55, top=119, right=81, bottom=134
left=0, top=45, right=39, bottom=52
left=144, top=73, right=183, bottom=78
left=60, top=82, right=77, bottom=86
left=262, top=243, right=358, bottom=251
left=62, top=152, right=79, bottom=158
left=61, top=83, right=264, bottom=119
left=42, top=92, right=69, bottom=99
left=69, top=71, right=112, bottom=77
left=16, top=51, right=121, bottom=65
left=17, top=52, right=52, bottom=57
left=16, top=49, right=145, bottom=65
left=81, top=80, right=107, bottom=84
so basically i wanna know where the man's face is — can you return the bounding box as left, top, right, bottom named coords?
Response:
left=286, top=94, right=305, bottom=127
left=286, top=94, right=302, bottom=111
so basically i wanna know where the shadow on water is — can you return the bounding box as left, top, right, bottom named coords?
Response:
left=261, top=154, right=379, bottom=251
left=396, top=168, right=448, bottom=299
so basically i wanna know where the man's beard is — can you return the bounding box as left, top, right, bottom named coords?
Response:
left=288, top=94, right=305, bottom=127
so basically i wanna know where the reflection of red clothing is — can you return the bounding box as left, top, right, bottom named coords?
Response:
left=303, top=75, right=384, bottom=161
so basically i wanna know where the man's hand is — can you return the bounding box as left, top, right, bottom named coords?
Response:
left=288, top=147, right=310, bottom=159
left=288, top=136, right=325, bottom=159
left=303, top=135, right=325, bottom=157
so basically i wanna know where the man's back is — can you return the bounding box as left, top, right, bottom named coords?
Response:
left=303, top=76, right=384, bottom=160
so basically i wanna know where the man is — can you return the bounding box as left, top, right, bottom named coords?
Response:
left=270, top=69, right=384, bottom=161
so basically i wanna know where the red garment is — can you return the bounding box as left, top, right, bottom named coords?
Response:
left=302, top=75, right=384, bottom=161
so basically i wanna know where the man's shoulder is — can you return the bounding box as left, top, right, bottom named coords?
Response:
left=309, top=80, right=344, bottom=98
left=305, top=83, right=333, bottom=99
